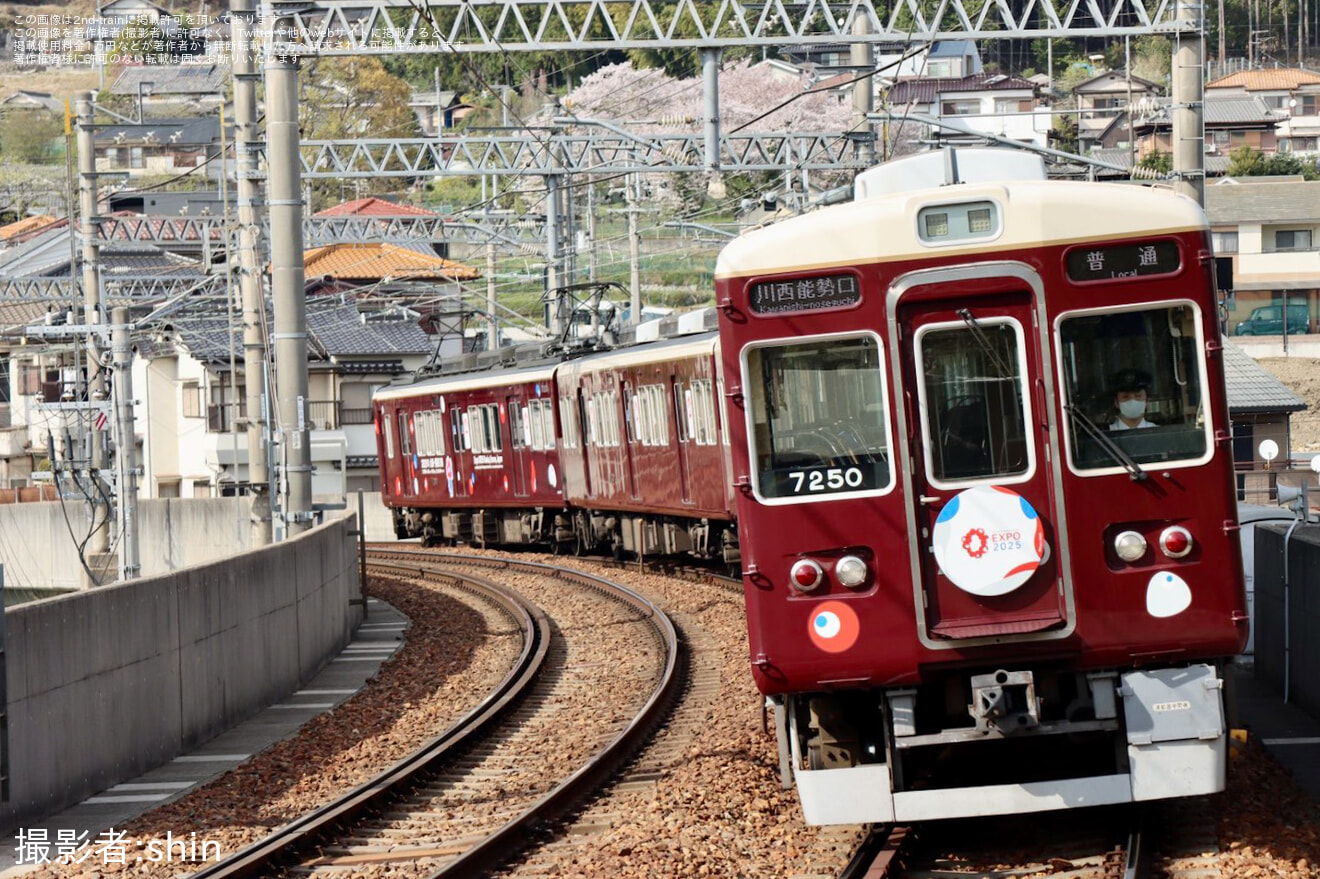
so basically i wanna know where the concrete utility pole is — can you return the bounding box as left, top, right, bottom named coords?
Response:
left=111, top=308, right=139, bottom=580
left=545, top=173, right=561, bottom=333
left=265, top=55, right=314, bottom=535
left=851, top=15, right=876, bottom=166
left=700, top=49, right=722, bottom=171
left=486, top=242, right=498, bottom=348
left=231, top=0, right=272, bottom=546
left=1171, top=0, right=1206, bottom=206
left=76, top=92, right=111, bottom=580
left=626, top=174, right=640, bottom=325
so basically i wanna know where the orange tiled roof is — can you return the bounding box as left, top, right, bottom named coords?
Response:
left=313, top=197, right=438, bottom=217
left=303, top=243, right=480, bottom=281
left=0, top=214, right=58, bottom=240
left=1207, top=69, right=1320, bottom=91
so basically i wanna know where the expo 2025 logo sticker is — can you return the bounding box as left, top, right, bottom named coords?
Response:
left=932, top=485, right=1047, bottom=597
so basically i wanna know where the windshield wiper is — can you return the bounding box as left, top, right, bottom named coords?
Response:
left=1064, top=403, right=1147, bottom=481
left=957, top=308, right=1014, bottom=378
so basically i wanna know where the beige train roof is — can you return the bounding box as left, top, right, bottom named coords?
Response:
left=715, top=180, right=1207, bottom=281
left=374, top=363, right=558, bottom=401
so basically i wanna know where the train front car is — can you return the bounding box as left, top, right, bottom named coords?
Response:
left=715, top=152, right=1248, bottom=825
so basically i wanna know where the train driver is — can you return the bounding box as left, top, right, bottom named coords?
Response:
left=1109, top=369, right=1155, bottom=431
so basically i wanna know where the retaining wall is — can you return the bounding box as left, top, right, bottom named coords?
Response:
left=0, top=498, right=256, bottom=592
left=1253, top=523, right=1320, bottom=718
left=0, top=513, right=363, bottom=831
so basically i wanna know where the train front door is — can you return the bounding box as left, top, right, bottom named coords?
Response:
left=890, top=267, right=1075, bottom=646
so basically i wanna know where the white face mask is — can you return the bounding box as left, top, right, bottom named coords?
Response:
left=1119, top=399, right=1146, bottom=420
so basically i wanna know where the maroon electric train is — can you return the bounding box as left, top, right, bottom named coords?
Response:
left=375, top=148, right=1247, bottom=824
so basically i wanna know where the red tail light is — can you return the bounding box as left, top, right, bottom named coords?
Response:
left=789, top=559, right=824, bottom=592
left=1159, top=526, right=1193, bottom=559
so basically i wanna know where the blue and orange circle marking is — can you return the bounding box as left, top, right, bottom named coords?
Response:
left=807, top=600, right=860, bottom=653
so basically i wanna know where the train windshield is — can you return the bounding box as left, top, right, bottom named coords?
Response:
left=917, top=318, right=1031, bottom=484
left=745, top=334, right=891, bottom=501
left=1059, top=304, right=1209, bottom=471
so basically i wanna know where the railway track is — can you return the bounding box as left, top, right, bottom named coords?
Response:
left=839, top=797, right=1227, bottom=879
left=192, top=551, right=683, bottom=879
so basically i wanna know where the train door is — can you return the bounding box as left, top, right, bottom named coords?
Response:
left=890, top=267, right=1074, bottom=646
left=671, top=376, right=692, bottom=504
left=397, top=409, right=415, bottom=497
left=506, top=395, right=528, bottom=497
left=577, top=387, right=594, bottom=498
left=622, top=381, right=640, bottom=500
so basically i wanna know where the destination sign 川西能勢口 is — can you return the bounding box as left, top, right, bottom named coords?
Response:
left=749, top=273, right=861, bottom=315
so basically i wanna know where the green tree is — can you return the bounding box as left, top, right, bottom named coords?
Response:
left=1137, top=149, right=1172, bottom=175
left=1262, top=151, right=1320, bottom=180
left=298, top=57, right=422, bottom=210
left=1226, top=145, right=1267, bottom=176
left=0, top=111, right=62, bottom=164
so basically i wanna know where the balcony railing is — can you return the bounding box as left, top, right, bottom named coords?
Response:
left=207, top=400, right=369, bottom=432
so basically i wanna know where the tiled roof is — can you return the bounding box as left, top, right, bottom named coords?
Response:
left=111, top=65, right=230, bottom=96
left=308, top=304, right=433, bottom=356
left=314, top=197, right=438, bottom=218
left=1206, top=179, right=1320, bottom=223
left=303, top=243, right=480, bottom=281
left=40, top=246, right=202, bottom=279
left=159, top=301, right=433, bottom=364
left=1136, top=96, right=1278, bottom=125
left=1222, top=341, right=1307, bottom=414
left=94, top=117, right=221, bottom=148
left=1207, top=68, right=1320, bottom=91
left=0, top=215, right=59, bottom=241
left=887, top=72, right=1036, bottom=105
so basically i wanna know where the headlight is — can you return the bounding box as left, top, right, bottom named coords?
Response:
left=835, top=555, right=869, bottom=588
left=1114, top=530, right=1147, bottom=562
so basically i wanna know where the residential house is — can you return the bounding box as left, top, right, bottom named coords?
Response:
left=1221, top=340, right=1307, bottom=498
left=314, top=196, right=449, bottom=258
left=0, top=91, right=63, bottom=116
left=0, top=215, right=65, bottom=248
left=1206, top=68, right=1320, bottom=117
left=409, top=89, right=477, bottom=136
left=1126, top=96, right=1282, bottom=172
left=1073, top=70, right=1162, bottom=154
left=138, top=300, right=434, bottom=497
left=885, top=72, right=1049, bottom=150
left=110, top=65, right=230, bottom=114
left=93, top=117, right=226, bottom=178
left=1206, top=176, right=1320, bottom=333
left=1276, top=114, right=1320, bottom=156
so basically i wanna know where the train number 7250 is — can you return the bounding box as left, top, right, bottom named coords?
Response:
left=787, top=467, right=866, bottom=493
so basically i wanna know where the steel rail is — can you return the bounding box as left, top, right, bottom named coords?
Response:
left=401, top=550, right=685, bottom=878
left=190, top=558, right=550, bottom=879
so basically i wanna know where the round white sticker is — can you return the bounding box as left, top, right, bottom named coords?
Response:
left=931, top=485, right=1047, bottom=597
left=548, top=463, right=558, bottom=488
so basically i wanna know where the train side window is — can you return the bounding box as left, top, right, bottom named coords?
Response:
left=529, top=401, right=545, bottom=450
left=489, top=405, right=503, bottom=452
left=692, top=380, right=716, bottom=445
left=450, top=406, right=467, bottom=452
left=398, top=411, right=412, bottom=457
left=743, top=333, right=892, bottom=501
left=509, top=401, right=526, bottom=449
left=1058, top=303, right=1210, bottom=472
left=540, top=400, right=557, bottom=449
left=674, top=383, right=690, bottom=443
left=917, top=319, right=1030, bottom=484
left=383, top=408, right=395, bottom=458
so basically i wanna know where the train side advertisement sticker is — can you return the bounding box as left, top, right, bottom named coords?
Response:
left=932, top=486, right=1046, bottom=597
